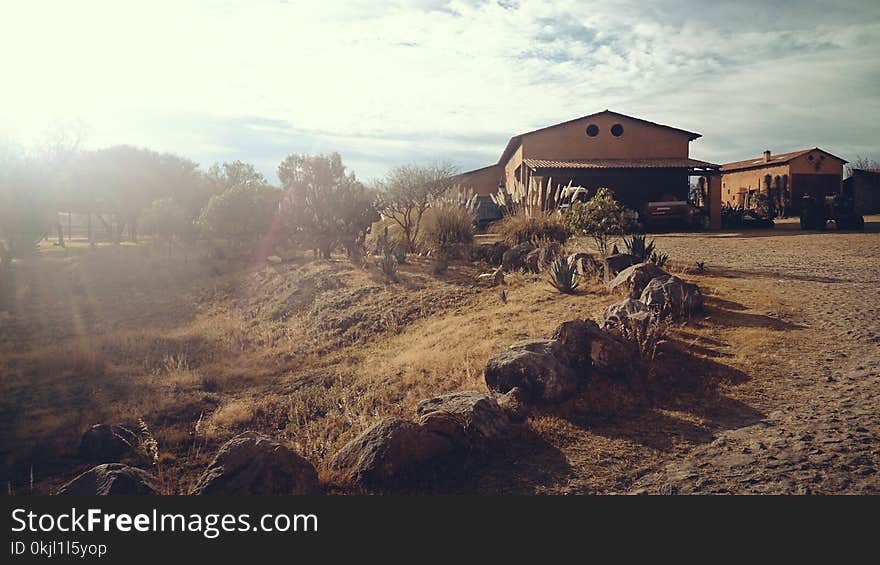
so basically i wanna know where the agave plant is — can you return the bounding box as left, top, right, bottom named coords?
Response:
left=548, top=257, right=580, bottom=294
left=623, top=233, right=656, bottom=262
left=649, top=250, right=670, bottom=268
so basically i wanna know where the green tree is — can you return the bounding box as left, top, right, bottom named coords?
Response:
left=198, top=184, right=280, bottom=250
left=140, top=197, right=192, bottom=257
left=278, top=153, right=377, bottom=259
left=564, top=187, right=631, bottom=256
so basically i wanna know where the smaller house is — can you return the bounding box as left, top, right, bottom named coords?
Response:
left=843, top=169, right=880, bottom=214
left=720, top=148, right=846, bottom=216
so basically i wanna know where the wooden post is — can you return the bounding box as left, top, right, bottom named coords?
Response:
left=708, top=174, right=722, bottom=230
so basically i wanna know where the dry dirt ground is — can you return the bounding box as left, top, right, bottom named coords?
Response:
left=1, top=217, right=878, bottom=494
left=630, top=218, right=880, bottom=494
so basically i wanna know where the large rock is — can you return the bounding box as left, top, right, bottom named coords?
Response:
left=484, top=339, right=579, bottom=403
left=551, top=319, right=598, bottom=372
left=567, top=253, right=602, bottom=279
left=552, top=319, right=636, bottom=379
left=603, top=253, right=637, bottom=279
left=495, top=387, right=530, bottom=422
left=603, top=298, right=649, bottom=330
left=586, top=323, right=639, bottom=379
left=415, top=391, right=509, bottom=449
left=640, top=275, right=703, bottom=318
left=327, top=418, right=449, bottom=489
left=608, top=262, right=668, bottom=298
left=78, top=424, right=139, bottom=463
left=57, top=463, right=159, bottom=495
left=501, top=243, right=536, bottom=272
left=191, top=431, right=319, bottom=495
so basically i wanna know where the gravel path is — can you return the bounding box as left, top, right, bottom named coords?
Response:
left=630, top=219, right=880, bottom=494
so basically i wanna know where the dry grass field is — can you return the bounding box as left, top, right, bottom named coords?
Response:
left=1, top=217, right=878, bottom=494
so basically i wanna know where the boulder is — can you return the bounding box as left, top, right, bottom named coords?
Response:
left=524, top=248, right=541, bottom=273
left=587, top=323, right=639, bottom=378
left=551, top=319, right=599, bottom=372
left=484, top=339, right=578, bottom=403
left=603, top=253, right=637, bottom=279
left=602, top=298, right=649, bottom=329
left=608, top=262, right=668, bottom=298
left=567, top=253, right=602, bottom=279
left=495, top=387, right=530, bottom=422
left=640, top=275, right=703, bottom=318
left=551, top=319, right=636, bottom=379
left=56, top=463, right=159, bottom=495
left=501, top=243, right=536, bottom=271
left=415, top=391, right=509, bottom=448
left=191, top=431, right=319, bottom=495
left=327, top=418, right=449, bottom=489
left=78, top=424, right=139, bottom=463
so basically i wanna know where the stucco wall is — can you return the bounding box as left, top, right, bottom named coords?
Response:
left=521, top=113, right=692, bottom=162
left=720, top=164, right=790, bottom=206
left=455, top=164, right=502, bottom=195
left=503, top=145, right=524, bottom=189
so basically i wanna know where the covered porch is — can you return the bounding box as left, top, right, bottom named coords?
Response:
left=520, top=158, right=722, bottom=228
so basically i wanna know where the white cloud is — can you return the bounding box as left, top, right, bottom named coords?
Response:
left=0, top=0, right=877, bottom=179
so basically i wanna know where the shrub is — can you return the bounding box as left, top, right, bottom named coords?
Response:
left=547, top=257, right=579, bottom=294
left=198, top=184, right=281, bottom=249
left=419, top=205, right=474, bottom=257
left=609, top=310, right=667, bottom=360
left=379, top=252, right=398, bottom=283
left=496, top=212, right=570, bottom=246
left=564, top=188, right=632, bottom=256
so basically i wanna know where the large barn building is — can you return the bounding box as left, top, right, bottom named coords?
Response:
left=455, top=110, right=722, bottom=226
left=843, top=168, right=880, bottom=214
left=719, top=148, right=847, bottom=216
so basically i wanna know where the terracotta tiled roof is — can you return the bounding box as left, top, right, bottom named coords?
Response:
left=721, top=148, right=847, bottom=172
left=523, top=157, right=719, bottom=170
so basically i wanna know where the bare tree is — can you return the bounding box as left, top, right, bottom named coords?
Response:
left=376, top=162, right=457, bottom=252
left=845, top=156, right=880, bottom=177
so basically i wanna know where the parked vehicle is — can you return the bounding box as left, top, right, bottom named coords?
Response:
left=641, top=200, right=698, bottom=230
left=800, top=194, right=864, bottom=230
left=557, top=186, right=589, bottom=213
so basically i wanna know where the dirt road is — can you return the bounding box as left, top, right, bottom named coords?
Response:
left=631, top=218, right=880, bottom=494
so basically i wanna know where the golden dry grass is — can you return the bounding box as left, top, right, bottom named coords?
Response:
left=3, top=220, right=876, bottom=494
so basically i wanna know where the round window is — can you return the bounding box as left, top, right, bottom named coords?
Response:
left=611, top=123, right=624, bottom=137
left=585, top=124, right=599, bottom=137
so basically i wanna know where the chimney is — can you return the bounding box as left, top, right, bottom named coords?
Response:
left=763, top=150, right=771, bottom=163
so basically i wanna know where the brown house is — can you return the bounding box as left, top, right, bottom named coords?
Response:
left=455, top=110, right=721, bottom=223
left=843, top=169, right=880, bottom=214
left=720, top=148, right=847, bottom=216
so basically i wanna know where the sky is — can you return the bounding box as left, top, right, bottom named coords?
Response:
left=1, top=0, right=878, bottom=183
